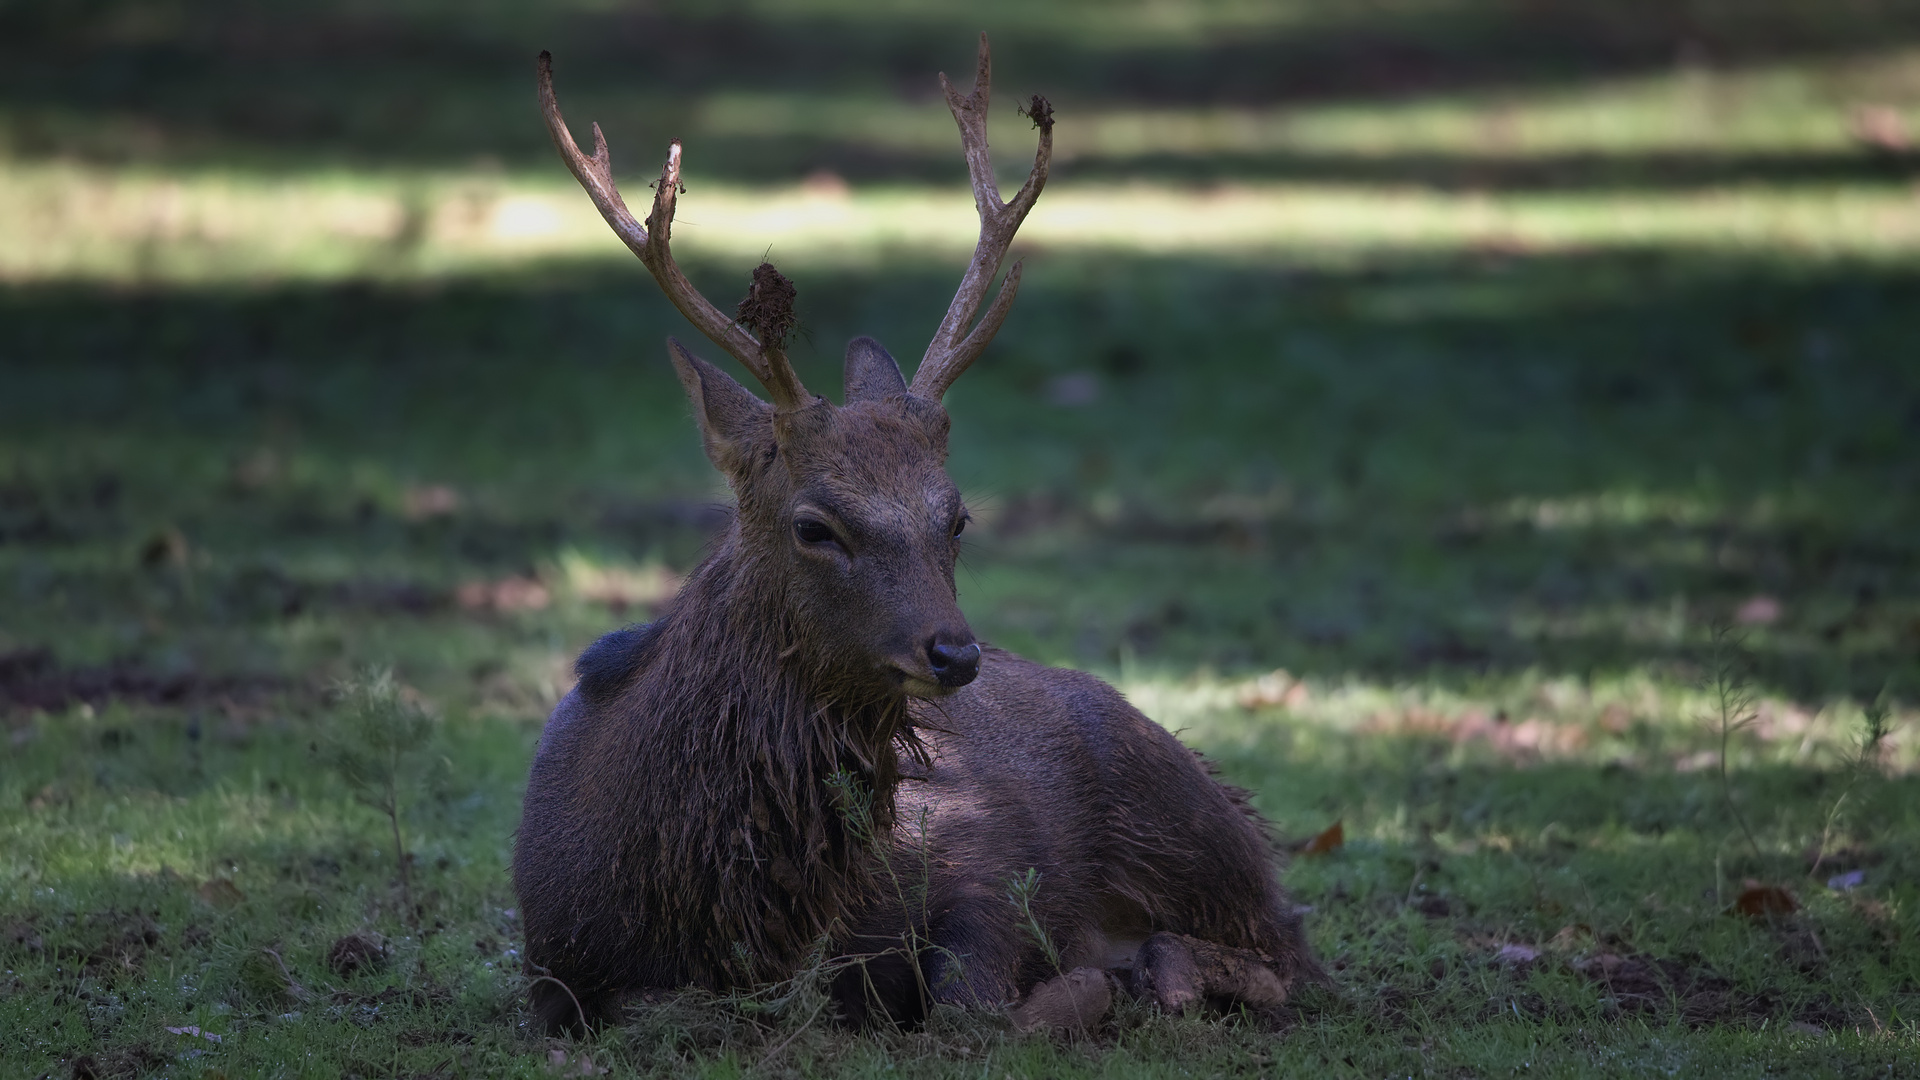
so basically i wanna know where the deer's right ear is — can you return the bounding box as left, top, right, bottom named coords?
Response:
left=667, top=338, right=773, bottom=477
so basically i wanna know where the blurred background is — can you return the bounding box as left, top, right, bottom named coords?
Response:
left=3, top=0, right=1914, bottom=706
left=3, top=3, right=1919, bottom=1072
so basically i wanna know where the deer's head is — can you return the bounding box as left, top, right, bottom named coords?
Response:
left=538, top=36, right=1051, bottom=699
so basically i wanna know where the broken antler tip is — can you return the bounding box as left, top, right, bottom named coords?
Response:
left=538, top=49, right=552, bottom=62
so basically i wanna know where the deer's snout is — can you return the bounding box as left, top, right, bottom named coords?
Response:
left=927, top=639, right=982, bottom=689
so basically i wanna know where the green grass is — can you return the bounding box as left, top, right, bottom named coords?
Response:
left=4, top=1, right=1920, bottom=1076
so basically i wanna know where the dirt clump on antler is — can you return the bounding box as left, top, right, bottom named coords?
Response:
left=736, top=262, right=798, bottom=351
left=1020, top=95, right=1055, bottom=134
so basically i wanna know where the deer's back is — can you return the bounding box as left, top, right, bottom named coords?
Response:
left=890, top=647, right=1289, bottom=969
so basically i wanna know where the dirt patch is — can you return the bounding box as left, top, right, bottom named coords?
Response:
left=230, top=566, right=449, bottom=618
left=56, top=911, right=162, bottom=986
left=1569, top=951, right=1842, bottom=1028
left=0, top=647, right=285, bottom=716
left=5, top=919, right=46, bottom=955
left=331, top=983, right=455, bottom=1010
left=1575, top=952, right=1736, bottom=1023
left=68, top=1044, right=168, bottom=1080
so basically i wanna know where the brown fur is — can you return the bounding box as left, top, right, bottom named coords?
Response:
left=512, top=337, right=1322, bottom=1032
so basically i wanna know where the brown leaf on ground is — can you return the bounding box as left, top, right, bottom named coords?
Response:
left=401, top=484, right=460, bottom=520
left=139, top=526, right=190, bottom=569
left=1548, top=924, right=1594, bottom=951
left=326, top=930, right=390, bottom=977
left=1729, top=883, right=1799, bottom=918
left=457, top=576, right=550, bottom=612
left=1238, top=670, right=1309, bottom=710
left=196, top=879, right=246, bottom=907
left=1299, top=820, right=1344, bottom=856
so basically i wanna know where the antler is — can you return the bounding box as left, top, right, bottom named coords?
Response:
left=536, top=51, right=811, bottom=410
left=911, top=33, right=1053, bottom=401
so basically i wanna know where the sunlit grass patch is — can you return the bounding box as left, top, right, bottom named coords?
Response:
left=690, top=44, right=1920, bottom=160
left=7, top=161, right=1920, bottom=286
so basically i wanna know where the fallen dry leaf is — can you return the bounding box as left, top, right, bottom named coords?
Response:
left=1729, top=883, right=1799, bottom=918
left=196, top=879, right=245, bottom=907
left=402, top=484, right=460, bottom=520
left=326, top=930, right=389, bottom=976
left=1300, top=820, right=1344, bottom=856
left=457, top=577, right=551, bottom=613
left=1238, top=669, right=1309, bottom=710
left=1549, top=923, right=1594, bottom=951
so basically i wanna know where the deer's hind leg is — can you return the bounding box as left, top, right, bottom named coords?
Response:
left=926, top=889, right=1129, bottom=1034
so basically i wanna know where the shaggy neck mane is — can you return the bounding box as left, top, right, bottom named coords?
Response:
left=613, top=530, right=924, bottom=987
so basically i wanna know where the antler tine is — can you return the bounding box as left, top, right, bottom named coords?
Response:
left=911, top=32, right=1053, bottom=401
left=537, top=51, right=810, bottom=410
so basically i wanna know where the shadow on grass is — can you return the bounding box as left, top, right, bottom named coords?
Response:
left=1047, top=147, right=1920, bottom=192
left=2, top=247, right=1915, bottom=701
left=3, top=0, right=1919, bottom=177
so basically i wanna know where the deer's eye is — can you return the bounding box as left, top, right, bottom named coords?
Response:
left=951, top=515, right=968, bottom=538
left=794, top=518, right=836, bottom=545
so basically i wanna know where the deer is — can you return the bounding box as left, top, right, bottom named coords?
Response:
left=514, top=35, right=1323, bottom=1034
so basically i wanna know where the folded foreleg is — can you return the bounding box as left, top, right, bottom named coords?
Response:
left=1129, top=931, right=1290, bottom=1014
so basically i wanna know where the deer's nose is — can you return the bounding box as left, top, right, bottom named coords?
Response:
left=927, top=640, right=982, bottom=688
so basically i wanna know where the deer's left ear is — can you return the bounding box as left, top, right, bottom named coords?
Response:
left=843, top=336, right=907, bottom=403
left=667, top=338, right=772, bottom=479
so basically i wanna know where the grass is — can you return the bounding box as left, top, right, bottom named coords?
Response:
left=3, top=0, right=1920, bottom=1076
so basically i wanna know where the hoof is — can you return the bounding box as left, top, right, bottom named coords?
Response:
left=1131, top=932, right=1289, bottom=1015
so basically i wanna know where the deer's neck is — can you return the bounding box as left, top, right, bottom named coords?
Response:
left=629, top=543, right=912, bottom=980
left=679, top=545, right=911, bottom=795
